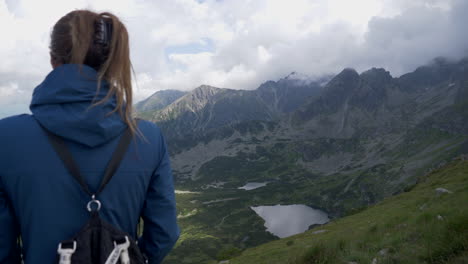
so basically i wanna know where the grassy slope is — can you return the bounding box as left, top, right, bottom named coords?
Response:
left=229, top=160, right=468, bottom=264
left=164, top=134, right=466, bottom=264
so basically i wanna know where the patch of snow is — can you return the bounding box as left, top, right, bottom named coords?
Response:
left=175, top=190, right=200, bottom=194
left=435, top=187, right=452, bottom=194
left=202, top=198, right=239, bottom=205
left=312, top=229, right=328, bottom=235
left=238, top=182, right=268, bottom=190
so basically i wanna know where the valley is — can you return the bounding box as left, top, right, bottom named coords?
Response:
left=136, top=57, right=468, bottom=263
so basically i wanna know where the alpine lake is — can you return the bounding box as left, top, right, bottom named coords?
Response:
left=166, top=176, right=340, bottom=264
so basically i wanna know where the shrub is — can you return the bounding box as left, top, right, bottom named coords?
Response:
left=298, top=244, right=337, bottom=264
left=216, top=246, right=242, bottom=261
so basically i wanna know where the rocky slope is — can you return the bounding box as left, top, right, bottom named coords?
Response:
left=159, top=58, right=467, bottom=186
left=138, top=76, right=325, bottom=141
left=135, top=57, right=468, bottom=264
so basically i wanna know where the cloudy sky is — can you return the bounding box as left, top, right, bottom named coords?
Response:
left=1, top=0, right=467, bottom=117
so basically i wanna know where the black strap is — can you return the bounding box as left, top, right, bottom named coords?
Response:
left=45, top=131, right=92, bottom=195
left=97, top=128, right=133, bottom=194
left=43, top=127, right=133, bottom=197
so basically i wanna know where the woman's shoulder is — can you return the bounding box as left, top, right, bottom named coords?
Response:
left=134, top=120, right=169, bottom=162
left=136, top=119, right=161, bottom=134
left=0, top=114, right=40, bottom=151
left=135, top=119, right=167, bottom=143
left=0, top=114, right=36, bottom=132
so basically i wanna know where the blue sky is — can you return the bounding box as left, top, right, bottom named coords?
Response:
left=165, top=38, right=215, bottom=55
left=164, top=38, right=215, bottom=71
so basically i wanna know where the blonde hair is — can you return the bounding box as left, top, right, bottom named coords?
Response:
left=50, top=10, right=137, bottom=135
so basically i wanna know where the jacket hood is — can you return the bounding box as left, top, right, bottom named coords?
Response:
left=30, top=64, right=126, bottom=147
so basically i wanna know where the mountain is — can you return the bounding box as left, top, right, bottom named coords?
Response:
left=255, top=72, right=326, bottom=113
left=135, top=89, right=187, bottom=112
left=162, top=58, right=466, bottom=181
left=153, top=85, right=275, bottom=137
left=135, top=58, right=468, bottom=264
left=138, top=76, right=324, bottom=147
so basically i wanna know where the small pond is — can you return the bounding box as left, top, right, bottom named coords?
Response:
left=238, top=182, right=268, bottom=190
left=251, top=204, right=329, bottom=238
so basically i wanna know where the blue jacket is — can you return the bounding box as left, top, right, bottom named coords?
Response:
left=0, top=64, right=180, bottom=264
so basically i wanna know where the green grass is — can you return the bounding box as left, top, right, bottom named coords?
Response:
left=228, top=160, right=468, bottom=264
left=163, top=188, right=279, bottom=264
left=164, top=130, right=467, bottom=263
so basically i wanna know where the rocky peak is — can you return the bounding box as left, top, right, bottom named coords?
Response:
left=135, top=89, right=187, bottom=112
left=333, top=68, right=360, bottom=83
left=192, top=85, right=223, bottom=98
left=360, top=68, right=393, bottom=85
left=350, top=68, right=392, bottom=111
left=398, top=57, right=461, bottom=92
left=173, top=85, right=225, bottom=114
left=284, top=71, right=310, bottom=81
left=255, top=73, right=323, bottom=114
left=257, top=80, right=277, bottom=91
left=355, top=68, right=393, bottom=109
left=322, top=68, right=360, bottom=98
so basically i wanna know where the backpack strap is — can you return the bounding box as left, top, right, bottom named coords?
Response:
left=43, top=127, right=133, bottom=198
left=97, top=128, right=133, bottom=194
left=44, top=130, right=92, bottom=196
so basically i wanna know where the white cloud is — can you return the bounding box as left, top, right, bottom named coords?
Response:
left=0, top=82, right=20, bottom=98
left=257, top=46, right=272, bottom=64
left=0, top=0, right=467, bottom=118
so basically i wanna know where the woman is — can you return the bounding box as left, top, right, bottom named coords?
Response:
left=0, top=10, right=179, bottom=264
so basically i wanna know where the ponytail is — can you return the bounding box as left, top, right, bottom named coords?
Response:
left=50, top=10, right=138, bottom=136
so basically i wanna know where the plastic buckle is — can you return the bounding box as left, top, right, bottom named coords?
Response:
left=57, top=241, right=77, bottom=264
left=115, top=236, right=130, bottom=264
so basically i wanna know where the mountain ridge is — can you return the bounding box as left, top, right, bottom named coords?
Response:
left=135, top=89, right=187, bottom=112
left=135, top=57, right=468, bottom=264
left=138, top=75, right=324, bottom=140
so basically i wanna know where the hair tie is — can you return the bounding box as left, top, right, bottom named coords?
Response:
left=95, top=18, right=112, bottom=46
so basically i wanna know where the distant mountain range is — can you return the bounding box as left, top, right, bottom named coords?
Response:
left=138, top=57, right=466, bottom=152
left=136, top=56, right=468, bottom=190
left=136, top=57, right=468, bottom=264
left=137, top=74, right=329, bottom=138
